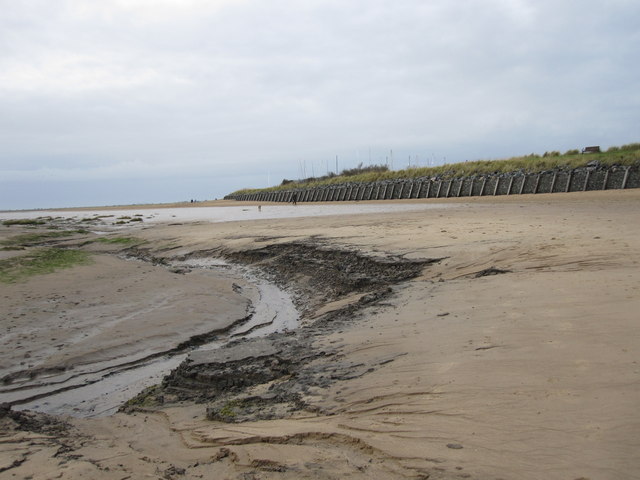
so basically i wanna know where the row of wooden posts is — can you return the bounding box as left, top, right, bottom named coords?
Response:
left=226, top=167, right=635, bottom=203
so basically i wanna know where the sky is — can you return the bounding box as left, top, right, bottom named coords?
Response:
left=1, top=0, right=639, bottom=210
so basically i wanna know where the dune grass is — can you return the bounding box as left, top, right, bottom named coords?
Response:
left=230, top=142, right=640, bottom=196
left=0, top=248, right=92, bottom=283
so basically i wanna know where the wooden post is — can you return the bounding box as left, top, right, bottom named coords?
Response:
left=533, top=174, right=541, bottom=194
left=519, top=176, right=526, bottom=195
left=382, top=184, right=388, bottom=200
left=398, top=183, right=405, bottom=199
left=622, top=167, right=631, bottom=189
left=416, top=181, right=423, bottom=198
left=583, top=171, right=590, bottom=191
left=480, top=178, right=487, bottom=196
left=602, top=170, right=609, bottom=190
left=469, top=179, right=474, bottom=196
left=407, top=182, right=414, bottom=199
left=565, top=172, right=573, bottom=192
left=493, top=177, right=500, bottom=196
left=457, top=179, right=464, bottom=197
left=445, top=180, right=453, bottom=197
left=436, top=181, right=443, bottom=198
left=425, top=180, right=431, bottom=198
left=550, top=173, right=557, bottom=193
left=389, top=184, right=396, bottom=199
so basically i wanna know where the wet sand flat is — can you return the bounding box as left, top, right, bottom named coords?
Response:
left=0, top=252, right=253, bottom=413
left=1, top=190, right=639, bottom=479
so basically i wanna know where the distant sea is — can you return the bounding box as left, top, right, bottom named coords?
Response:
left=0, top=203, right=454, bottom=225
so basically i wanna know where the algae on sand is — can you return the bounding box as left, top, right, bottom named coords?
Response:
left=0, top=248, right=92, bottom=283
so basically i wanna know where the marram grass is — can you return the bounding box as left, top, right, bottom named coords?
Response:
left=230, top=142, right=640, bottom=196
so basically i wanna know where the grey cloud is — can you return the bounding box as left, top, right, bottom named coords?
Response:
left=1, top=0, right=638, bottom=209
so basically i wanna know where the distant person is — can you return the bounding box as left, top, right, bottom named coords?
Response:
left=292, top=193, right=297, bottom=205
left=258, top=205, right=262, bottom=212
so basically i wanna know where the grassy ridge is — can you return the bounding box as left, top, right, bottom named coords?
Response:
left=230, top=142, right=640, bottom=196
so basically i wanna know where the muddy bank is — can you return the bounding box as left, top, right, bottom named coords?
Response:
left=125, top=241, right=439, bottom=421
left=221, top=240, right=439, bottom=312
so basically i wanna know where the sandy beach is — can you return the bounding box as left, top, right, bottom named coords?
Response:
left=1, top=190, right=639, bottom=479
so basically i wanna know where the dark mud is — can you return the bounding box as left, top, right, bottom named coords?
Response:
left=213, top=241, right=438, bottom=313
left=0, top=402, right=72, bottom=436
left=0, top=403, right=82, bottom=474
left=125, top=241, right=441, bottom=422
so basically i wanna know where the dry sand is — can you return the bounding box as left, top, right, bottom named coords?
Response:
left=1, top=190, right=639, bottom=479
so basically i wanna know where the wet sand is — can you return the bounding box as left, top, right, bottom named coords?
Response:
left=1, top=190, right=639, bottom=479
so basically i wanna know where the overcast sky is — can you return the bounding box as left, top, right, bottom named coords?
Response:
left=1, top=0, right=638, bottom=210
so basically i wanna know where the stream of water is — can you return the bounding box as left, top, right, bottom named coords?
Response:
left=9, top=260, right=299, bottom=418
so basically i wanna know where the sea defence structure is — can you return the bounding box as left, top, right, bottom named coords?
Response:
left=225, top=164, right=639, bottom=203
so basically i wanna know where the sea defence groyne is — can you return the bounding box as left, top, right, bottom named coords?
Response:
left=225, top=164, right=639, bottom=203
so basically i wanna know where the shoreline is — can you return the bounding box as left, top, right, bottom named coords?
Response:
left=1, top=190, right=639, bottom=479
left=1, top=186, right=638, bottom=214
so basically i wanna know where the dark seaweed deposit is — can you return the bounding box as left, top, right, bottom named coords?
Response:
left=125, top=242, right=440, bottom=422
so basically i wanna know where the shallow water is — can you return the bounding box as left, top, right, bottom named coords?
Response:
left=0, top=203, right=454, bottom=225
